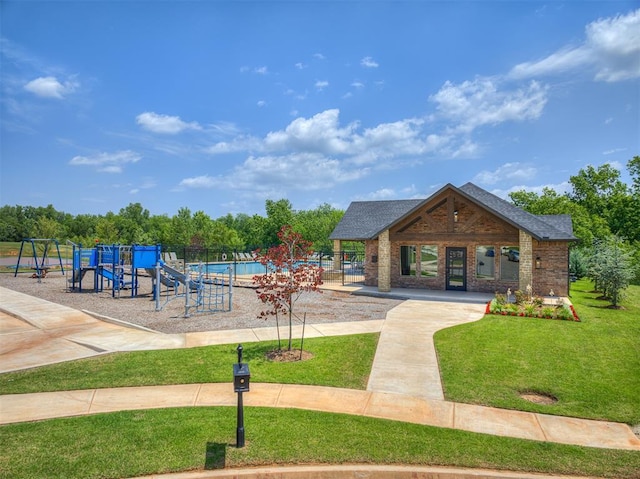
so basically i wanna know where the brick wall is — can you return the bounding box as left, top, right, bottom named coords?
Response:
left=362, top=190, right=571, bottom=295
left=532, top=240, right=570, bottom=296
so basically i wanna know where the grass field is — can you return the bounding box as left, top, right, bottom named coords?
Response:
left=0, top=335, right=378, bottom=395
left=435, top=279, right=640, bottom=424
left=0, top=278, right=639, bottom=478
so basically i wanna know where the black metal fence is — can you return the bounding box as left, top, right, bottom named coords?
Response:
left=160, top=245, right=366, bottom=286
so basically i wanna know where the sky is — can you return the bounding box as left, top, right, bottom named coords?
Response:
left=1, top=1, right=639, bottom=219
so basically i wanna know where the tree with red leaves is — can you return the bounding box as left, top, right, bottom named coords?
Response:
left=253, top=225, right=323, bottom=351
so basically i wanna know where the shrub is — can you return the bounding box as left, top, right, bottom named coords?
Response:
left=541, top=307, right=555, bottom=319
left=555, top=305, right=574, bottom=321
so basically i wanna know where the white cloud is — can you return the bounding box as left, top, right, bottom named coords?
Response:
left=136, top=112, right=201, bottom=134
left=430, top=78, right=548, bottom=133
left=473, top=162, right=538, bottom=185
left=263, top=109, right=356, bottom=155
left=603, top=147, right=627, bottom=155
left=178, top=175, right=217, bottom=188
left=254, top=66, right=268, bottom=75
left=23, top=76, right=78, bottom=99
left=490, top=181, right=572, bottom=200
left=205, top=135, right=263, bottom=155
left=360, top=56, right=379, bottom=68
left=313, top=53, right=326, bottom=60
left=510, top=8, right=640, bottom=82
left=209, top=109, right=441, bottom=167
left=351, top=81, right=365, bottom=88
left=130, top=177, right=156, bottom=194
left=69, top=150, right=141, bottom=173
left=257, top=100, right=267, bottom=107
left=358, top=188, right=397, bottom=200
left=295, top=62, right=306, bottom=69
left=315, top=80, right=329, bottom=90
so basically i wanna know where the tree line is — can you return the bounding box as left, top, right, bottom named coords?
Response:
left=1, top=157, right=638, bottom=276
left=508, top=156, right=640, bottom=287
left=0, top=199, right=343, bottom=253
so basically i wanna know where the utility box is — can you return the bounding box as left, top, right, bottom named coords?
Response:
left=233, top=363, right=251, bottom=393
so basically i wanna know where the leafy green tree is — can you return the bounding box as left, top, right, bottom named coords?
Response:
left=587, top=237, right=635, bottom=308
left=170, top=207, right=194, bottom=246
left=509, top=187, right=610, bottom=245
left=293, top=203, right=343, bottom=252
left=146, top=214, right=172, bottom=244
left=95, top=213, right=119, bottom=244
left=264, top=199, right=294, bottom=246
left=0, top=206, right=23, bottom=241
left=569, top=248, right=589, bottom=280
left=35, top=216, right=61, bottom=239
left=628, top=156, right=640, bottom=194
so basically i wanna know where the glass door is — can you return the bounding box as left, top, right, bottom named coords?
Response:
left=446, top=247, right=467, bottom=291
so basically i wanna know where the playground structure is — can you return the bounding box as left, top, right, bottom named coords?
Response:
left=67, top=242, right=232, bottom=317
left=68, top=243, right=155, bottom=297
left=151, top=262, right=233, bottom=318
left=14, top=239, right=65, bottom=281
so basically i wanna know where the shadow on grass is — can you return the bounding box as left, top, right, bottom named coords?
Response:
left=204, top=442, right=227, bottom=470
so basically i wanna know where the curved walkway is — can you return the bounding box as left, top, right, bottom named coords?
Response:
left=1, top=285, right=639, bottom=453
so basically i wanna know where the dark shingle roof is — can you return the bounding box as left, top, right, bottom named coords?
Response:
left=330, top=182, right=577, bottom=242
left=457, top=183, right=576, bottom=241
left=329, top=199, right=422, bottom=240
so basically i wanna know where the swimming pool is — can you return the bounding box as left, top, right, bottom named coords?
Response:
left=193, top=260, right=332, bottom=276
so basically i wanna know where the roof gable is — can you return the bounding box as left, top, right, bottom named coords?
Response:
left=329, top=199, right=422, bottom=240
left=330, top=183, right=577, bottom=242
left=457, top=183, right=576, bottom=241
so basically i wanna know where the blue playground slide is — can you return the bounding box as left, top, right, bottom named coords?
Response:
left=98, top=268, right=127, bottom=289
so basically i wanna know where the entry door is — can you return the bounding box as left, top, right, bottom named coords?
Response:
left=446, top=247, right=467, bottom=291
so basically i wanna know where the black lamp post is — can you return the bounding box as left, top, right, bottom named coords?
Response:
left=233, top=344, right=250, bottom=448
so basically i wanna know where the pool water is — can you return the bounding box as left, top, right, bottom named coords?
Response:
left=195, top=260, right=330, bottom=276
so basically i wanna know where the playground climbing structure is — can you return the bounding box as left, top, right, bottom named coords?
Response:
left=68, top=243, right=160, bottom=297
left=66, top=243, right=233, bottom=317
left=153, top=261, right=233, bottom=318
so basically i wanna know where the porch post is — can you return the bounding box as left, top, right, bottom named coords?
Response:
left=332, top=239, right=342, bottom=270
left=378, top=230, right=391, bottom=292
left=519, top=230, right=533, bottom=293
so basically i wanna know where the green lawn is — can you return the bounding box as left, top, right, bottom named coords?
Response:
left=0, top=334, right=379, bottom=395
left=1, top=278, right=639, bottom=478
left=435, top=279, right=640, bottom=424
left=1, top=408, right=639, bottom=479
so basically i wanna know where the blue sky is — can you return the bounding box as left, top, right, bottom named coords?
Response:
left=1, top=1, right=639, bottom=219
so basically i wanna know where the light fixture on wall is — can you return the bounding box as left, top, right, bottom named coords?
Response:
left=535, top=256, right=541, bottom=269
left=453, top=210, right=459, bottom=223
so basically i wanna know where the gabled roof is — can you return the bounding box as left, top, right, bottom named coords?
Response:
left=330, top=182, right=577, bottom=242
left=329, top=199, right=422, bottom=240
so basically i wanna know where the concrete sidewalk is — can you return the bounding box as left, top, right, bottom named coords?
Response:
left=367, top=299, right=487, bottom=400
left=0, top=286, right=383, bottom=373
left=1, top=285, right=639, bottom=452
left=2, top=383, right=639, bottom=450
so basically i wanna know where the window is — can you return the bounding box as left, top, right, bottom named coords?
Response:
left=420, top=245, right=438, bottom=277
left=401, top=245, right=438, bottom=277
left=500, top=246, right=519, bottom=281
left=400, top=245, right=416, bottom=276
left=476, top=246, right=495, bottom=279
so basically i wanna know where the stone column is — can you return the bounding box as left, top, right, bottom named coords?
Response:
left=333, top=239, right=342, bottom=270
left=519, top=230, right=533, bottom=293
left=378, top=230, right=391, bottom=292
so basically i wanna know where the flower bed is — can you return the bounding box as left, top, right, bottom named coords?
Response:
left=486, top=296, right=580, bottom=321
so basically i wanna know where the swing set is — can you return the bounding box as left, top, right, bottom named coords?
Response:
left=14, top=238, right=65, bottom=280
